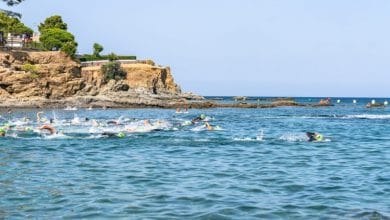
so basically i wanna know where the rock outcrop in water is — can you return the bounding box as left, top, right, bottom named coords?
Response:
left=0, top=51, right=204, bottom=108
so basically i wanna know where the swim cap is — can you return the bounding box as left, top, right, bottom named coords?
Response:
left=0, top=128, right=5, bottom=136
left=200, top=114, right=206, bottom=119
left=315, top=134, right=323, bottom=141
left=117, top=132, right=126, bottom=138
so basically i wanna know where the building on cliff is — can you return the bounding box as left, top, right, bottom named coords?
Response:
left=1, top=32, right=39, bottom=49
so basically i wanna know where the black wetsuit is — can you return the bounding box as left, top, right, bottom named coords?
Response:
left=192, top=117, right=204, bottom=124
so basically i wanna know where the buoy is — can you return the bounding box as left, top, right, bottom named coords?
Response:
left=371, top=100, right=376, bottom=105
left=353, top=99, right=357, bottom=104
left=337, top=99, right=341, bottom=103
left=384, top=101, right=388, bottom=106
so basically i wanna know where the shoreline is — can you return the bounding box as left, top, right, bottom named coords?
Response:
left=0, top=98, right=335, bottom=109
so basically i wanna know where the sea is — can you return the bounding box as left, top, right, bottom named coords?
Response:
left=0, top=97, right=389, bottom=219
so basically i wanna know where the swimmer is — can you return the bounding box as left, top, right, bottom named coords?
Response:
left=36, top=112, right=47, bottom=123
left=144, top=119, right=152, bottom=126
left=192, top=114, right=206, bottom=123
left=107, top=117, right=123, bottom=125
left=91, top=119, right=100, bottom=127
left=205, top=122, right=214, bottom=131
left=39, top=124, right=56, bottom=135
left=102, top=132, right=126, bottom=138
left=306, top=132, right=324, bottom=142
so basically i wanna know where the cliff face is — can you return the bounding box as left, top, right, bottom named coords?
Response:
left=81, top=63, right=181, bottom=95
left=0, top=51, right=200, bottom=108
left=0, top=51, right=83, bottom=99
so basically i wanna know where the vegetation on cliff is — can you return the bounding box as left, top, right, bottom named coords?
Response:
left=38, top=15, right=67, bottom=32
left=38, top=15, right=77, bottom=57
left=78, top=44, right=136, bottom=62
left=100, top=53, right=128, bottom=82
left=93, top=43, right=103, bottom=57
left=40, top=28, right=77, bottom=57
left=0, top=12, right=32, bottom=34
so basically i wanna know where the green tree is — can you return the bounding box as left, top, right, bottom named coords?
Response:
left=38, top=15, right=67, bottom=33
left=0, top=12, right=32, bottom=34
left=2, top=0, right=24, bottom=6
left=93, top=43, right=103, bottom=57
left=39, top=28, right=77, bottom=56
left=1, top=0, right=25, bottom=18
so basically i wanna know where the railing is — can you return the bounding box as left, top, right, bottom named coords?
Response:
left=80, top=60, right=152, bottom=67
left=0, top=41, right=44, bottom=51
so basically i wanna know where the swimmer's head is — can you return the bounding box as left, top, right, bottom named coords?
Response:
left=200, top=114, right=206, bottom=120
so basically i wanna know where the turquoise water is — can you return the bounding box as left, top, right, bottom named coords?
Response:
left=1, top=98, right=389, bottom=219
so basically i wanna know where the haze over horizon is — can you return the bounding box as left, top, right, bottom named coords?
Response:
left=5, top=0, right=390, bottom=97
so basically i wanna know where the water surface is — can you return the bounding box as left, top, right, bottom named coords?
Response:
left=0, top=98, right=389, bottom=219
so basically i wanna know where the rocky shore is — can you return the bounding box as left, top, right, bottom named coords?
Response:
left=0, top=51, right=333, bottom=109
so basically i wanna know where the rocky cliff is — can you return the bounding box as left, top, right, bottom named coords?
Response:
left=0, top=51, right=203, bottom=108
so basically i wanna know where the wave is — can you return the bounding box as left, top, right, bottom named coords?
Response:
left=341, top=114, right=390, bottom=119
left=279, top=133, right=308, bottom=142
left=233, top=130, right=264, bottom=142
left=257, top=114, right=390, bottom=120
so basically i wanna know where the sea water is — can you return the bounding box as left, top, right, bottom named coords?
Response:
left=0, top=97, right=389, bottom=219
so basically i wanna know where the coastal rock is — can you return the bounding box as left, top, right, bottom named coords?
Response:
left=0, top=51, right=203, bottom=108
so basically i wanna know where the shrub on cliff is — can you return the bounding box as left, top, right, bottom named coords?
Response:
left=39, top=28, right=78, bottom=57
left=21, top=63, right=38, bottom=73
left=107, top=52, right=119, bottom=61
left=61, top=41, right=78, bottom=58
left=21, top=63, right=40, bottom=79
left=101, top=61, right=126, bottom=81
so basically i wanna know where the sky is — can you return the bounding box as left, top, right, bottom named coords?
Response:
left=3, top=0, right=390, bottom=97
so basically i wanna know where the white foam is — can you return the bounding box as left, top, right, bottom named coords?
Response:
left=279, top=133, right=308, bottom=142
left=191, top=125, right=206, bottom=131
left=64, top=106, right=77, bottom=111
left=43, top=133, right=70, bottom=139
left=343, top=114, right=390, bottom=119
left=233, top=137, right=262, bottom=142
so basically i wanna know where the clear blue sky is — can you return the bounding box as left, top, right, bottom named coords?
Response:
left=4, top=0, right=390, bottom=97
